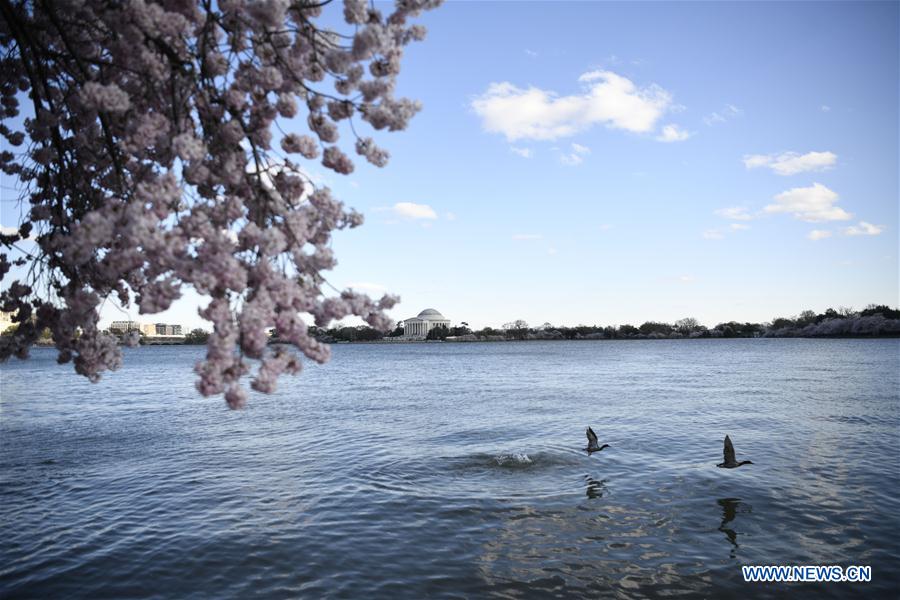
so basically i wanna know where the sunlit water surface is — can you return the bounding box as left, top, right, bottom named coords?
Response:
left=2, top=339, right=899, bottom=598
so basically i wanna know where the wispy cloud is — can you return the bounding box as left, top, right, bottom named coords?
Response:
left=703, top=104, right=742, bottom=126
left=524, top=49, right=538, bottom=57
left=704, top=221, right=750, bottom=240
left=559, top=154, right=583, bottom=166
left=512, top=233, right=543, bottom=240
left=559, top=142, right=590, bottom=165
left=708, top=207, right=753, bottom=239
left=843, top=221, right=883, bottom=236
left=571, top=143, right=590, bottom=155
left=821, top=105, right=831, bottom=112
left=510, top=146, right=533, bottom=158
left=764, top=183, right=851, bottom=222
left=743, top=151, right=837, bottom=175
left=807, top=230, right=832, bottom=241
left=656, top=123, right=692, bottom=142
left=388, top=202, right=438, bottom=220
left=471, top=70, right=675, bottom=141
left=715, top=206, right=754, bottom=221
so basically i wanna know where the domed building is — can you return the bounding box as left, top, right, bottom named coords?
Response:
left=403, top=308, right=450, bottom=339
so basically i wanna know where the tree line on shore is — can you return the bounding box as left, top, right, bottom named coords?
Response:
left=5, top=305, right=897, bottom=346
left=308, top=304, right=900, bottom=343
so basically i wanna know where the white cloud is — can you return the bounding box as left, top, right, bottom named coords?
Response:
left=678, top=275, right=696, bottom=283
left=524, top=49, right=538, bottom=57
left=512, top=233, right=543, bottom=240
left=821, top=105, right=831, bottom=112
left=471, top=70, right=673, bottom=141
left=842, top=221, right=884, bottom=236
left=742, top=154, right=771, bottom=169
left=743, top=151, right=837, bottom=175
left=392, top=202, right=438, bottom=220
left=807, top=230, right=832, bottom=241
left=547, top=247, right=558, bottom=255
left=510, top=146, right=533, bottom=158
left=715, top=206, right=754, bottom=221
left=559, top=143, right=590, bottom=166
left=656, top=123, right=692, bottom=142
left=704, top=104, right=742, bottom=126
left=444, top=211, right=457, bottom=221
left=571, top=143, right=591, bottom=155
left=1, top=224, right=37, bottom=242
left=764, top=183, right=851, bottom=222
left=703, top=222, right=748, bottom=240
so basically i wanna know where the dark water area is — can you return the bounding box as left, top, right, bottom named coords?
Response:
left=2, top=339, right=899, bottom=598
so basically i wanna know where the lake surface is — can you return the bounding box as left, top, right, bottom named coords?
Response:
left=1, top=339, right=899, bottom=598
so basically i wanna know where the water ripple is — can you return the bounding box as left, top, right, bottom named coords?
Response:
left=2, top=339, right=899, bottom=598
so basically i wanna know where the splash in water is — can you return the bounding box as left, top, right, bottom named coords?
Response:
left=493, top=452, right=534, bottom=466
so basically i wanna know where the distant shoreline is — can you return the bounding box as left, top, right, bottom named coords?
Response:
left=23, top=335, right=900, bottom=349
left=318, top=334, right=900, bottom=344
left=15, top=305, right=900, bottom=347
left=288, top=334, right=900, bottom=346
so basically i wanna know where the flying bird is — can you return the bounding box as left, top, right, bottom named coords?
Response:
left=717, top=435, right=753, bottom=468
left=585, top=426, right=610, bottom=454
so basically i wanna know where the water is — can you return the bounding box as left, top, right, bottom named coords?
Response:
left=1, top=339, right=899, bottom=598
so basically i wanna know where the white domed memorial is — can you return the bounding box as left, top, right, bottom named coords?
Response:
left=403, top=309, right=450, bottom=339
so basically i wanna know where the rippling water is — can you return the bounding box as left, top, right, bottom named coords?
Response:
left=2, top=339, right=899, bottom=598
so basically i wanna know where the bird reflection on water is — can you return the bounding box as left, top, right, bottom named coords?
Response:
left=584, top=475, right=608, bottom=499
left=717, top=498, right=752, bottom=558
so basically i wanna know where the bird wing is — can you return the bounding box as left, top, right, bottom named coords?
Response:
left=723, top=435, right=736, bottom=465
left=586, top=426, right=599, bottom=447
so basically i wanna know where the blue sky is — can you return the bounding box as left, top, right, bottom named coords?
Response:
left=2, top=1, right=898, bottom=330
left=326, top=0, right=899, bottom=329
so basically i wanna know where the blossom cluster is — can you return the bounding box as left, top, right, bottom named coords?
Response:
left=0, top=0, right=440, bottom=407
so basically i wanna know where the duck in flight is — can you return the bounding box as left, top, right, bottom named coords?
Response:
left=717, top=435, right=753, bottom=468
left=585, top=426, right=610, bottom=454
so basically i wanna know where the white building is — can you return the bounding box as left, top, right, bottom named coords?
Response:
left=151, top=323, right=183, bottom=336
left=105, top=322, right=185, bottom=337
left=109, top=320, right=141, bottom=334
left=403, top=308, right=450, bottom=339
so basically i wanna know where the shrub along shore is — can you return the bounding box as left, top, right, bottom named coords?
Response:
left=309, top=304, right=900, bottom=344
left=9, top=305, right=898, bottom=347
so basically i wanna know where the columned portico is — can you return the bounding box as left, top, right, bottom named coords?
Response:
left=403, top=308, right=451, bottom=339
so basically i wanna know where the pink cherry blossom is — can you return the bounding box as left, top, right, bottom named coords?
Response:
left=0, top=0, right=442, bottom=408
